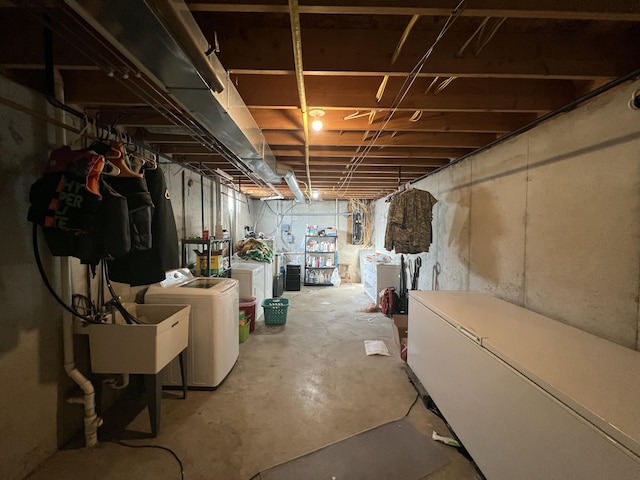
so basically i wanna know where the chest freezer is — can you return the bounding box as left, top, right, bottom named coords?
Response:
left=231, top=261, right=267, bottom=320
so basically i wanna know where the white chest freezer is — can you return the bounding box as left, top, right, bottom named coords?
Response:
left=145, top=269, right=239, bottom=389
left=231, top=261, right=267, bottom=320
left=407, top=291, right=640, bottom=480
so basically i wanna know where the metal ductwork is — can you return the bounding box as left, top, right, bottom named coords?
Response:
left=64, top=0, right=303, bottom=200
left=283, top=171, right=305, bottom=203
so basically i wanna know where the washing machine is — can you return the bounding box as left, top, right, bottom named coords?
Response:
left=145, top=268, right=239, bottom=389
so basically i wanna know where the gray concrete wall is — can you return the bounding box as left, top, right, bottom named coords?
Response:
left=0, top=74, right=72, bottom=480
left=373, top=80, right=640, bottom=350
left=252, top=199, right=366, bottom=282
left=0, top=74, right=253, bottom=480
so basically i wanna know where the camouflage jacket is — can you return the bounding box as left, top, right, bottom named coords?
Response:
left=384, top=189, right=437, bottom=254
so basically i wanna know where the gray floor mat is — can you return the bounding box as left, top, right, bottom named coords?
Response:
left=259, top=417, right=449, bottom=480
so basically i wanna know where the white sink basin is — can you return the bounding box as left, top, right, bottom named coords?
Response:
left=77, top=304, right=190, bottom=374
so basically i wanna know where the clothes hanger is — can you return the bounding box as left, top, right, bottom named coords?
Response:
left=124, top=142, right=147, bottom=173
left=125, top=141, right=158, bottom=172
left=145, top=151, right=158, bottom=170
left=68, top=116, right=91, bottom=149
left=107, top=139, right=143, bottom=178
left=86, top=122, right=114, bottom=156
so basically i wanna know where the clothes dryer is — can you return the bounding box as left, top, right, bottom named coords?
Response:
left=145, top=269, right=239, bottom=389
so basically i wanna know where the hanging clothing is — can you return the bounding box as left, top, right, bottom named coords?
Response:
left=384, top=188, right=437, bottom=254
left=28, top=145, right=123, bottom=267
left=104, top=175, right=154, bottom=252
left=28, top=146, right=104, bottom=234
left=108, top=167, right=180, bottom=286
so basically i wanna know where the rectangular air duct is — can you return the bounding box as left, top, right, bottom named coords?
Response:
left=64, top=0, right=304, bottom=200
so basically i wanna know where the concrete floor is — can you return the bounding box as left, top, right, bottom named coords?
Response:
left=26, top=284, right=479, bottom=480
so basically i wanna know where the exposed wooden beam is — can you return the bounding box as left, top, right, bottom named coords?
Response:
left=212, top=27, right=638, bottom=80
left=149, top=129, right=490, bottom=149
left=277, top=157, right=450, bottom=167
left=269, top=146, right=472, bottom=158
left=187, top=1, right=640, bottom=21
left=249, top=109, right=537, bottom=133
left=160, top=144, right=470, bottom=158
left=87, top=107, right=537, bottom=133
left=263, top=130, right=496, bottom=148
left=183, top=155, right=449, bottom=168
left=235, top=75, right=575, bottom=113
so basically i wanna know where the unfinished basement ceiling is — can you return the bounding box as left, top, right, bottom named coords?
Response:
left=1, top=1, right=639, bottom=200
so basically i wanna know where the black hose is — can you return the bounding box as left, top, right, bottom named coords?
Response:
left=33, top=223, right=143, bottom=325
left=102, top=260, right=142, bottom=325
left=32, top=223, right=101, bottom=324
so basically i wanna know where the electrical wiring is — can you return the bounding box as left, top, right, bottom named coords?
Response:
left=404, top=393, right=420, bottom=417
left=253, top=199, right=298, bottom=250
left=348, top=198, right=371, bottom=246
left=110, top=440, right=184, bottom=480
left=336, top=0, right=467, bottom=195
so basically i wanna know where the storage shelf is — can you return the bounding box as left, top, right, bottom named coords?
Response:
left=182, top=238, right=231, bottom=278
left=305, top=235, right=338, bottom=286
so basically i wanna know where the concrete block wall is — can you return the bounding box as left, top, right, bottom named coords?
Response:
left=252, top=199, right=365, bottom=282
left=0, top=74, right=252, bottom=480
left=0, top=74, right=74, bottom=480
left=374, top=80, right=640, bottom=350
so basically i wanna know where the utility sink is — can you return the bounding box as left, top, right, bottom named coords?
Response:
left=76, top=304, right=190, bottom=374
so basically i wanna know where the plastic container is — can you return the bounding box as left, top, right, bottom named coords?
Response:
left=239, top=312, right=250, bottom=343
left=261, top=298, right=290, bottom=325
left=239, top=320, right=250, bottom=343
left=239, top=297, right=257, bottom=332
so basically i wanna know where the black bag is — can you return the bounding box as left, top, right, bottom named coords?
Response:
left=380, top=287, right=401, bottom=317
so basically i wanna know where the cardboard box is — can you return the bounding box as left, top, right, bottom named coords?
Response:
left=196, top=254, right=224, bottom=276
left=392, top=314, right=408, bottom=361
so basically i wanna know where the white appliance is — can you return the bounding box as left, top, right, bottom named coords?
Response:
left=408, top=291, right=640, bottom=480
left=145, top=268, right=239, bottom=389
left=231, top=260, right=270, bottom=320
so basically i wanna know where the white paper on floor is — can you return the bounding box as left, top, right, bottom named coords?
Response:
left=364, top=340, right=390, bottom=356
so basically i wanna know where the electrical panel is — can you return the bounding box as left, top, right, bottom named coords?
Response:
left=352, top=211, right=365, bottom=245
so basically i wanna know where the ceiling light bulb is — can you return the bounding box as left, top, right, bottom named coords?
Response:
left=312, top=190, right=320, bottom=200
left=309, top=108, right=325, bottom=132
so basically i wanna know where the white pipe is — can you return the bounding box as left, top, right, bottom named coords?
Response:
left=61, top=257, right=102, bottom=447
left=214, top=175, right=224, bottom=238
left=54, top=69, right=101, bottom=447
left=104, top=373, right=130, bottom=390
